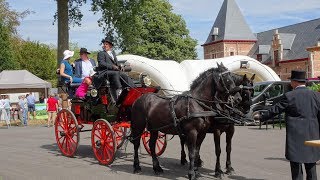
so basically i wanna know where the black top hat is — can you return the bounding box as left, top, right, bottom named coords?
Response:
left=101, top=37, right=113, bottom=46
left=288, top=70, right=306, bottom=82
left=79, top=48, right=91, bottom=54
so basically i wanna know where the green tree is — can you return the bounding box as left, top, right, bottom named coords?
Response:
left=0, top=0, right=30, bottom=34
left=0, top=0, right=30, bottom=71
left=15, top=41, right=56, bottom=81
left=93, top=0, right=197, bottom=62
left=0, top=20, right=17, bottom=70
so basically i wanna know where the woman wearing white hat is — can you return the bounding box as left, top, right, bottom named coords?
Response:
left=59, top=50, right=82, bottom=84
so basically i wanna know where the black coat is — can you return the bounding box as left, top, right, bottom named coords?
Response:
left=97, top=50, right=118, bottom=70
left=261, top=86, right=320, bottom=163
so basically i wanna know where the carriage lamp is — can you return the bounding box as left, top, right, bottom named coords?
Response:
left=143, top=76, right=152, bottom=86
left=90, top=89, right=98, bottom=97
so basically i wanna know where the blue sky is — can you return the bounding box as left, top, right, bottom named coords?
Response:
left=8, top=0, right=320, bottom=59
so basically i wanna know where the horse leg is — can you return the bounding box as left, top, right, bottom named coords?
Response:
left=150, top=131, right=164, bottom=175
left=195, top=146, right=203, bottom=168
left=180, top=135, right=188, bottom=165
left=131, top=114, right=146, bottom=174
left=225, top=125, right=235, bottom=175
left=213, top=129, right=223, bottom=179
left=186, top=129, right=197, bottom=180
left=133, top=132, right=142, bottom=174
left=194, top=132, right=206, bottom=177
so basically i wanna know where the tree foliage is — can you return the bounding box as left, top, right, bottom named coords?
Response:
left=14, top=41, right=57, bottom=81
left=92, top=0, right=197, bottom=62
left=0, top=20, right=17, bottom=71
left=54, top=0, right=87, bottom=27
left=0, top=0, right=30, bottom=34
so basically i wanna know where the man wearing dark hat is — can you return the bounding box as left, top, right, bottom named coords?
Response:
left=97, top=37, right=134, bottom=102
left=74, top=47, right=96, bottom=79
left=254, top=70, right=320, bottom=180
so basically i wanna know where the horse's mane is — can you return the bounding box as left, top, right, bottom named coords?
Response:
left=190, top=66, right=224, bottom=90
left=230, top=73, right=244, bottom=85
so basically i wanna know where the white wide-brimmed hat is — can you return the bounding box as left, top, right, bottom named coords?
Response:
left=63, top=50, right=74, bottom=60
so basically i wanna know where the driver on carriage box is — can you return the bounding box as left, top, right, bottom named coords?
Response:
left=97, top=37, right=135, bottom=102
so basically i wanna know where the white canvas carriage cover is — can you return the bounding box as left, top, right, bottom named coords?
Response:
left=117, top=54, right=280, bottom=95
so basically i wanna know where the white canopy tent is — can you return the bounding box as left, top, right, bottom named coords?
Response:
left=0, top=70, right=52, bottom=97
left=118, top=55, right=280, bottom=95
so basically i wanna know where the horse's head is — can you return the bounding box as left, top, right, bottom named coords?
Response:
left=214, top=63, right=242, bottom=106
left=237, top=74, right=255, bottom=113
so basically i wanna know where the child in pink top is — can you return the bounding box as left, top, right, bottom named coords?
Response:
left=75, top=71, right=95, bottom=98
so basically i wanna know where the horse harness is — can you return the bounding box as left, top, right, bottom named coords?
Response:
left=146, top=70, right=250, bottom=135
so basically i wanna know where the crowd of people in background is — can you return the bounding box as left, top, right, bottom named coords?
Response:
left=0, top=92, right=64, bottom=128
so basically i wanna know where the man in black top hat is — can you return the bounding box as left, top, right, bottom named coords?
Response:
left=254, top=70, right=320, bottom=180
left=97, top=37, right=134, bottom=102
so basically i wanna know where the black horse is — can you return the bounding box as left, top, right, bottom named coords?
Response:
left=211, top=64, right=255, bottom=178
left=179, top=63, right=255, bottom=179
left=130, top=65, right=243, bottom=180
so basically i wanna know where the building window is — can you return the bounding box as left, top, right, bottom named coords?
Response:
left=212, top=53, right=217, bottom=59
left=257, top=54, right=262, bottom=61
left=230, top=52, right=235, bottom=56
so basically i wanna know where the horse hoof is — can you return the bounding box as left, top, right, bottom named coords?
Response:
left=195, top=171, right=201, bottom=178
left=154, top=166, right=164, bottom=175
left=181, top=159, right=188, bottom=166
left=188, top=174, right=197, bottom=180
left=195, top=159, right=203, bottom=168
left=133, top=167, right=142, bottom=174
left=225, top=167, right=235, bottom=175
left=214, top=170, right=224, bottom=179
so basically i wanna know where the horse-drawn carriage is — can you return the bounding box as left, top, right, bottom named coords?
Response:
left=54, top=63, right=167, bottom=165
left=55, top=60, right=255, bottom=180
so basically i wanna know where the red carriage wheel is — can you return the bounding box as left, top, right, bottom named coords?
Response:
left=91, top=119, right=116, bottom=165
left=142, top=130, right=167, bottom=157
left=113, top=125, right=128, bottom=149
left=55, top=109, right=80, bottom=157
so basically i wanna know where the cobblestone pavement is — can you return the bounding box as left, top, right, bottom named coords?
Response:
left=0, top=125, right=319, bottom=180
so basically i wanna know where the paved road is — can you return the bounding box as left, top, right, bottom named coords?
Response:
left=0, top=125, right=319, bottom=180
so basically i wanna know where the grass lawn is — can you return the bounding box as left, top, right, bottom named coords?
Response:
left=0, top=118, right=47, bottom=127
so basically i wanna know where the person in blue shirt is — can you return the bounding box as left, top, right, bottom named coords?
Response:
left=26, top=92, right=36, bottom=121
left=59, top=50, right=82, bottom=84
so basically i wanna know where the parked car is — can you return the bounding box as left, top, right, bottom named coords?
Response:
left=246, top=79, right=320, bottom=124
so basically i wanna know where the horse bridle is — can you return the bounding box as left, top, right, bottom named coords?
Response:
left=214, top=70, right=242, bottom=107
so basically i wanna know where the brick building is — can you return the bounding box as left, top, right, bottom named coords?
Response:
left=202, top=0, right=320, bottom=80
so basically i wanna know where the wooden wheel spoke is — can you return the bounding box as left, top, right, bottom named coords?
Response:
left=69, top=136, right=77, bottom=144
left=156, top=141, right=161, bottom=151
left=105, top=147, right=112, bottom=161
left=157, top=139, right=165, bottom=146
left=94, top=132, right=101, bottom=139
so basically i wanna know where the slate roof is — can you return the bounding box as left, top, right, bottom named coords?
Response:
left=203, top=0, right=256, bottom=45
left=250, top=18, right=320, bottom=61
